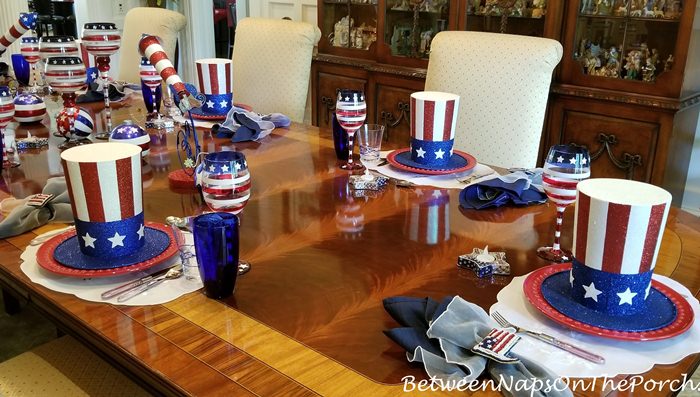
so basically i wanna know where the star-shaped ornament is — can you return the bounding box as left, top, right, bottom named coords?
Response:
left=82, top=233, right=96, bottom=248
left=617, top=288, right=637, bottom=305
left=582, top=282, right=602, bottom=302
left=108, top=232, right=126, bottom=248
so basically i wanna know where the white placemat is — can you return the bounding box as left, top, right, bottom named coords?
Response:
left=20, top=229, right=202, bottom=306
left=493, top=273, right=700, bottom=378
left=363, top=151, right=497, bottom=190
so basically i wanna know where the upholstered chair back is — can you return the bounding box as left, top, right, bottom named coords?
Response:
left=232, top=18, right=321, bottom=123
left=117, top=7, right=186, bottom=84
left=425, top=31, right=563, bottom=168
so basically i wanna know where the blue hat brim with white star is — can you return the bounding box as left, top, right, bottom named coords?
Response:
left=189, top=92, right=232, bottom=120
left=540, top=267, right=677, bottom=332
left=394, top=148, right=470, bottom=171
left=52, top=226, right=171, bottom=270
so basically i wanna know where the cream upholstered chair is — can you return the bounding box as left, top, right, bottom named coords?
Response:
left=425, top=31, right=563, bottom=169
left=0, top=336, right=150, bottom=396
left=232, top=18, right=321, bottom=123
left=117, top=7, right=186, bottom=84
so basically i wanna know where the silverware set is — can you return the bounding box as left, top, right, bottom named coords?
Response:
left=100, top=264, right=183, bottom=301
left=491, top=311, right=605, bottom=364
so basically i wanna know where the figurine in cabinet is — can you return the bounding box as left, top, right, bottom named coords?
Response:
left=664, top=54, right=674, bottom=71
left=392, top=0, right=410, bottom=10
left=581, top=0, right=594, bottom=13
left=593, top=0, right=612, bottom=15
left=624, top=50, right=642, bottom=79
left=532, top=0, right=546, bottom=18
left=420, top=30, right=433, bottom=55
left=665, top=0, right=681, bottom=18
left=333, top=16, right=353, bottom=47
left=614, top=0, right=628, bottom=16
left=642, top=58, right=656, bottom=82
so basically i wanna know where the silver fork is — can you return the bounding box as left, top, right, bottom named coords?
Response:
left=492, top=311, right=605, bottom=364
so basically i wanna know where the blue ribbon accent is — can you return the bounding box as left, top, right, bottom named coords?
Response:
left=75, top=213, right=146, bottom=258
left=197, top=93, right=233, bottom=116
left=571, top=259, right=652, bottom=315
left=410, top=138, right=454, bottom=168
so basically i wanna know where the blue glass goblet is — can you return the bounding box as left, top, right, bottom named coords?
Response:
left=193, top=212, right=239, bottom=299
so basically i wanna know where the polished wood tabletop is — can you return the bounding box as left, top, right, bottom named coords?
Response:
left=1, top=93, right=699, bottom=396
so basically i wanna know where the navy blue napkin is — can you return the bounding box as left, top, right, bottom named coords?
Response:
left=460, top=171, right=547, bottom=210
left=76, top=82, right=126, bottom=104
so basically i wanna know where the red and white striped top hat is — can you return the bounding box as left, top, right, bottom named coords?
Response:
left=409, top=91, right=460, bottom=168
left=61, top=143, right=145, bottom=258
left=194, top=58, right=233, bottom=116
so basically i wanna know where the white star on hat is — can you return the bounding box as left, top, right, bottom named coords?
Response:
left=569, top=270, right=574, bottom=287
left=108, top=232, right=126, bottom=248
left=617, top=288, right=637, bottom=305
left=234, top=162, right=241, bottom=170
left=206, top=100, right=214, bottom=108
left=581, top=157, right=588, bottom=165
left=209, top=165, right=216, bottom=172
left=90, top=72, right=97, bottom=79
left=582, top=282, right=602, bottom=302
left=415, top=147, right=426, bottom=158
left=82, top=233, right=96, bottom=248
left=219, top=100, right=228, bottom=108
left=569, top=157, right=577, bottom=164
left=137, top=224, right=145, bottom=240
left=434, top=148, right=445, bottom=159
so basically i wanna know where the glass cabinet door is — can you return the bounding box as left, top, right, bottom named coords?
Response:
left=321, top=0, right=379, bottom=52
left=573, top=0, right=683, bottom=83
left=465, top=0, right=549, bottom=36
left=384, top=0, right=452, bottom=59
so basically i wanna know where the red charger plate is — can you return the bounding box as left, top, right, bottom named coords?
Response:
left=36, top=222, right=178, bottom=278
left=386, top=148, right=477, bottom=175
left=523, top=263, right=694, bottom=341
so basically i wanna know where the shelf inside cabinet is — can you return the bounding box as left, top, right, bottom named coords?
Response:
left=324, top=0, right=378, bottom=5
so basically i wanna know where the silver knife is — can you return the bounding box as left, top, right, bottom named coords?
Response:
left=100, top=266, right=175, bottom=300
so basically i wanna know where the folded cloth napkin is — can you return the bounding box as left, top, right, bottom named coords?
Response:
left=383, top=296, right=571, bottom=397
left=0, top=177, right=73, bottom=239
left=459, top=170, right=547, bottom=210
left=76, top=81, right=127, bottom=103
left=213, top=105, right=291, bottom=142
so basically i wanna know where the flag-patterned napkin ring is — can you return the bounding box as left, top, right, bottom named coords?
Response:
left=471, top=327, right=521, bottom=363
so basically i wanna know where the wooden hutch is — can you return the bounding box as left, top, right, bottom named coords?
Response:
left=311, top=0, right=700, bottom=204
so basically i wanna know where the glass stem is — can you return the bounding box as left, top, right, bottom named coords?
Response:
left=101, top=71, right=112, bottom=132
left=553, top=206, right=566, bottom=252
left=346, top=131, right=354, bottom=165
left=151, top=88, right=158, bottom=118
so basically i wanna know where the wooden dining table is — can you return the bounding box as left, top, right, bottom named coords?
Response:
left=0, top=93, right=699, bottom=396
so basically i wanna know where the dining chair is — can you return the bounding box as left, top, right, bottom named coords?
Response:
left=232, top=17, right=321, bottom=123
left=424, top=31, right=563, bottom=169
left=0, top=335, right=150, bottom=396
left=117, top=7, right=186, bottom=85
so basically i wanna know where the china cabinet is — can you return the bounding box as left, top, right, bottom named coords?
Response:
left=545, top=0, right=700, bottom=204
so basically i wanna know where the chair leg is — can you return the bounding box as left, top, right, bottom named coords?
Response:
left=2, top=288, right=21, bottom=315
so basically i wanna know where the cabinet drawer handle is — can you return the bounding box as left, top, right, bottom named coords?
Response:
left=380, top=101, right=410, bottom=140
left=569, top=132, right=643, bottom=180
left=321, top=96, right=335, bottom=124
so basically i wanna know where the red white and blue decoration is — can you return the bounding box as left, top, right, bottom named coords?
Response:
left=539, top=178, right=677, bottom=332
left=197, top=151, right=251, bottom=213
left=82, top=22, right=121, bottom=137
left=57, top=143, right=171, bottom=269
left=139, top=56, right=162, bottom=114
left=0, top=12, right=37, bottom=56
left=0, top=86, right=14, bottom=168
left=39, top=36, right=79, bottom=61
left=45, top=56, right=86, bottom=93
left=390, top=91, right=473, bottom=172
left=56, top=107, right=93, bottom=138
left=190, top=58, right=232, bottom=120
left=20, top=36, right=40, bottom=64
left=109, top=120, right=150, bottom=157
left=471, top=327, right=521, bottom=363
left=403, top=189, right=450, bottom=245
left=13, top=94, right=46, bottom=123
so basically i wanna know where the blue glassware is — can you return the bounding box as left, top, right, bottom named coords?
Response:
left=141, top=80, right=162, bottom=113
left=332, top=113, right=349, bottom=161
left=11, top=54, right=30, bottom=86
left=193, top=212, right=239, bottom=299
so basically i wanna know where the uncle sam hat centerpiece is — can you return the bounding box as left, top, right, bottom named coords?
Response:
left=189, top=58, right=233, bottom=121
left=528, top=178, right=695, bottom=337
left=48, top=143, right=175, bottom=270
left=387, top=91, right=476, bottom=175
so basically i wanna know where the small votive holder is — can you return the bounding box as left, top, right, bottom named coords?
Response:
left=193, top=212, right=239, bottom=299
left=356, top=124, right=384, bottom=163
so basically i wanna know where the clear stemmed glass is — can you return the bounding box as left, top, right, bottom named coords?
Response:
left=20, top=36, right=41, bottom=94
left=44, top=56, right=88, bottom=150
left=198, top=151, right=252, bottom=275
left=537, top=144, right=591, bottom=262
left=335, top=89, right=367, bottom=171
left=82, top=22, right=121, bottom=140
